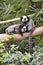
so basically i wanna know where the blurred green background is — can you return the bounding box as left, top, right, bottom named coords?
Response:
left=0, top=0, right=43, bottom=65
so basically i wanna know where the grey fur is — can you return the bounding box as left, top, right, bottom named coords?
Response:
left=5, top=25, right=15, bottom=34
left=20, top=16, right=35, bottom=54
left=5, top=25, right=19, bottom=34
left=26, top=18, right=35, bottom=54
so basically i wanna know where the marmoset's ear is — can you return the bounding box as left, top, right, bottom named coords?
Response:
left=20, top=16, right=23, bottom=21
left=26, top=16, right=30, bottom=21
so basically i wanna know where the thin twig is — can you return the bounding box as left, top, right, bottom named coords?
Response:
left=0, top=13, right=35, bottom=24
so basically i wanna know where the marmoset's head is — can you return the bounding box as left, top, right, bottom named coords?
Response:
left=5, top=25, right=15, bottom=34
left=21, top=26, right=26, bottom=32
left=20, top=16, right=30, bottom=22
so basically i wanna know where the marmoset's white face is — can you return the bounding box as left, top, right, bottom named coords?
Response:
left=21, top=16, right=29, bottom=22
left=21, top=26, right=26, bottom=32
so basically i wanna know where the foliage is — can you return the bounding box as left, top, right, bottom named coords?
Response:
left=30, top=47, right=43, bottom=65
left=0, top=41, right=43, bottom=65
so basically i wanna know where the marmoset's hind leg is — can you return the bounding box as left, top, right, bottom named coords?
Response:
left=29, top=31, right=34, bottom=55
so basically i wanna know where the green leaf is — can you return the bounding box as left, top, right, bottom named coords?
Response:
left=39, top=41, right=43, bottom=47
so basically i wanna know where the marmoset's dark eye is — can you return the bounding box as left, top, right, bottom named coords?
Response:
left=20, top=17, right=23, bottom=21
left=27, top=16, right=30, bottom=21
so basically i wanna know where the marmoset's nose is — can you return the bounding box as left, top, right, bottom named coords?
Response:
left=24, top=18, right=26, bottom=20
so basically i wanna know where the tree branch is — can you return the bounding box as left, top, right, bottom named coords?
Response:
left=0, top=13, right=35, bottom=24
left=0, top=26, right=43, bottom=43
